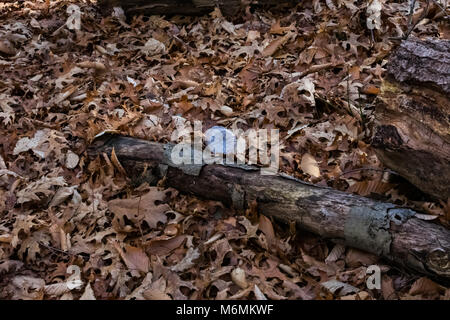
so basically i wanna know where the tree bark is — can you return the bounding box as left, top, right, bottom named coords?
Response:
left=372, top=38, right=450, bottom=200
left=88, top=135, right=450, bottom=281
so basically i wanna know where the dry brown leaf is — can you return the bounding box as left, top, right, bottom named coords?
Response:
left=300, top=153, right=320, bottom=178
left=110, top=147, right=127, bottom=175
left=262, top=35, right=290, bottom=57
left=16, top=175, right=67, bottom=204
left=170, top=247, right=200, bottom=272
left=325, top=244, right=346, bottom=263
left=361, top=84, right=380, bottom=95
left=345, top=248, right=378, bottom=267
left=143, top=289, right=172, bottom=300
left=77, top=61, right=106, bottom=72
left=0, top=39, right=16, bottom=55
left=108, top=188, right=171, bottom=229
left=258, top=215, right=276, bottom=248
left=146, top=235, right=187, bottom=256
left=231, top=267, right=248, bottom=289
left=113, top=242, right=150, bottom=273
left=381, top=275, right=398, bottom=300
left=321, top=280, right=359, bottom=296
left=253, top=284, right=267, bottom=300
left=409, top=277, right=443, bottom=297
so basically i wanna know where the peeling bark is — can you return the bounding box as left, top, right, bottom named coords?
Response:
left=88, top=135, right=450, bottom=281
left=372, top=38, right=450, bottom=200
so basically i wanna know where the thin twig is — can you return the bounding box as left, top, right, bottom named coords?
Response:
left=408, top=0, right=417, bottom=28
left=403, top=0, right=431, bottom=39
left=38, top=241, right=78, bottom=257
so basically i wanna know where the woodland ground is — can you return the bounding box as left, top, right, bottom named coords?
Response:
left=0, top=0, right=449, bottom=299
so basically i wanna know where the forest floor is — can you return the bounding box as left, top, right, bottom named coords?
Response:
left=0, top=0, right=449, bottom=299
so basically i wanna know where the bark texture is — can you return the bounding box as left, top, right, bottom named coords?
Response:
left=88, top=135, right=450, bottom=281
left=372, top=38, right=450, bottom=200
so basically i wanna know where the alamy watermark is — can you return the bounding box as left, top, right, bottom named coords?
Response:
left=366, top=265, right=381, bottom=290
left=169, top=121, right=280, bottom=175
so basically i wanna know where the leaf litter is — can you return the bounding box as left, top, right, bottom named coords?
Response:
left=0, top=0, right=448, bottom=300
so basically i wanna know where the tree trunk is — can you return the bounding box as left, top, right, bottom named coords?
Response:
left=88, top=135, right=450, bottom=281
left=371, top=38, right=450, bottom=200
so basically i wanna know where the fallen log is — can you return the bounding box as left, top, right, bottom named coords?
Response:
left=97, top=0, right=292, bottom=17
left=88, top=135, right=450, bottom=281
left=372, top=38, right=450, bottom=200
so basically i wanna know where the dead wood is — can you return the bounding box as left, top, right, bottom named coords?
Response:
left=88, top=135, right=450, bottom=281
left=372, top=38, right=450, bottom=200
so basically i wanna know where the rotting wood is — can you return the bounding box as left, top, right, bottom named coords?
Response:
left=372, top=38, right=450, bottom=200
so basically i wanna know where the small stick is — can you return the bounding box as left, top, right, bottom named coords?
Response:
left=403, top=0, right=430, bottom=39
left=38, top=241, right=78, bottom=257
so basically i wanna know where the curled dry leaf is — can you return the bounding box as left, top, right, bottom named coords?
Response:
left=231, top=267, right=248, bottom=289
left=414, top=213, right=438, bottom=221
left=219, top=105, right=233, bottom=117
left=170, top=247, right=200, bottom=272
left=258, top=215, right=276, bottom=248
left=262, top=34, right=290, bottom=57
left=321, top=280, right=360, bottom=296
left=45, top=282, right=73, bottom=297
left=164, top=224, right=179, bottom=236
left=253, top=284, right=267, bottom=300
left=325, top=244, right=346, bottom=263
left=48, top=186, right=76, bottom=207
left=409, top=277, right=443, bottom=297
left=300, top=153, right=321, bottom=178
left=361, top=84, right=380, bottom=95
left=65, top=151, right=79, bottom=169
left=77, top=61, right=106, bottom=72
left=110, top=147, right=127, bottom=175
left=141, top=38, right=166, bottom=56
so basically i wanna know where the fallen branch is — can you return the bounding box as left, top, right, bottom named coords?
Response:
left=88, top=135, right=450, bottom=281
